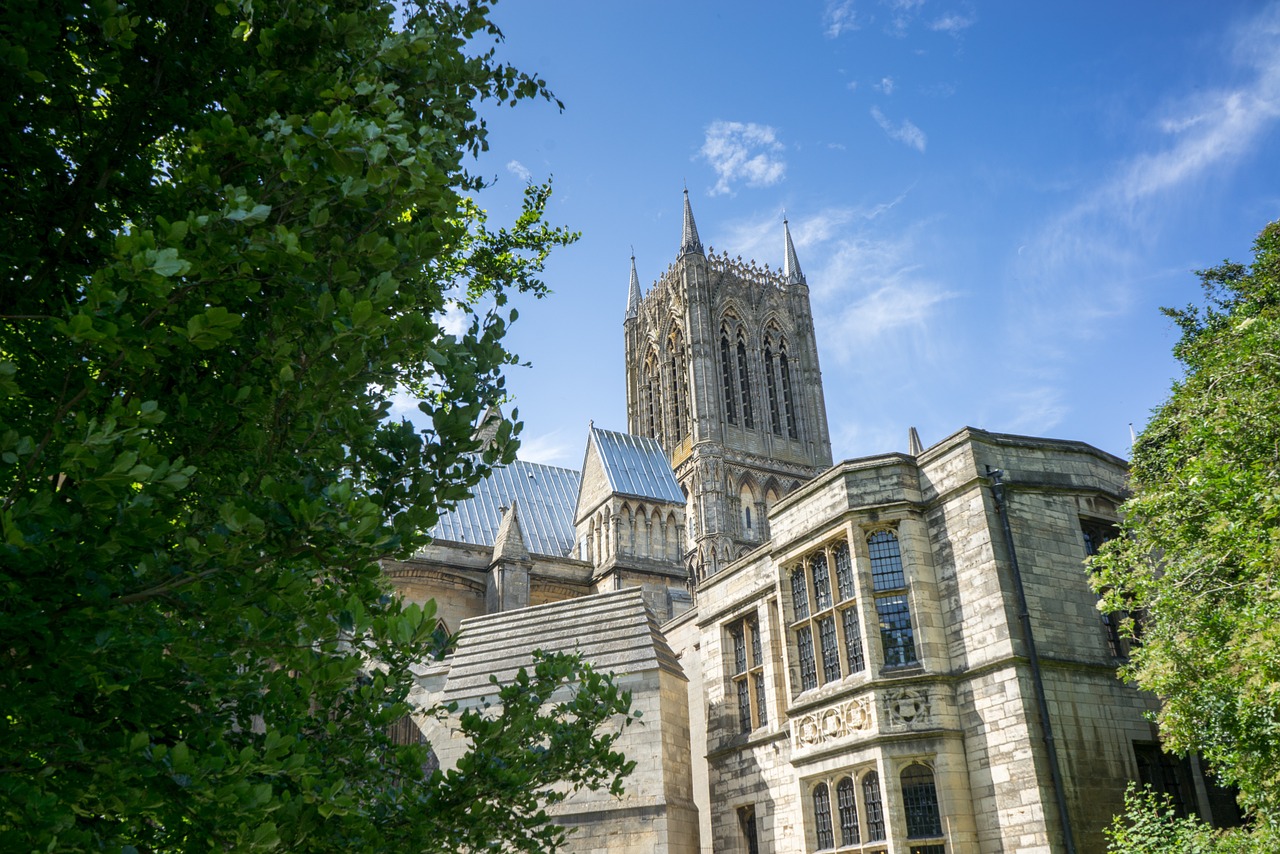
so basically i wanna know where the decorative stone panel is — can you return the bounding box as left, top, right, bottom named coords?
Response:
left=791, top=696, right=874, bottom=752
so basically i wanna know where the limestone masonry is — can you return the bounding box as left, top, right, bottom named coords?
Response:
left=385, top=193, right=1240, bottom=853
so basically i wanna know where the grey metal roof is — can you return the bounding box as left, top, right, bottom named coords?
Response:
left=427, top=459, right=581, bottom=557
left=591, top=427, right=685, bottom=505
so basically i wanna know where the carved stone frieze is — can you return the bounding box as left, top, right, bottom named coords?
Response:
left=792, top=696, right=873, bottom=751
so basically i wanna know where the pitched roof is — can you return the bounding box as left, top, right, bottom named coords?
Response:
left=442, top=589, right=684, bottom=704
left=590, top=426, right=685, bottom=505
left=426, top=459, right=581, bottom=557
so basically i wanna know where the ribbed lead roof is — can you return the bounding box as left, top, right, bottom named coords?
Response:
left=426, top=459, right=581, bottom=557
left=591, top=426, right=685, bottom=504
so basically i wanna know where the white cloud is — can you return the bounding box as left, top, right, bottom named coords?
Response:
left=846, top=80, right=859, bottom=92
left=1013, top=3, right=1280, bottom=326
left=823, top=0, right=861, bottom=38
left=876, top=76, right=896, bottom=95
left=506, top=159, right=532, bottom=183
left=998, top=387, right=1068, bottom=435
left=870, top=107, right=927, bottom=152
left=516, top=430, right=577, bottom=467
left=700, top=121, right=787, bottom=195
left=930, top=13, right=975, bottom=34
left=438, top=300, right=469, bottom=337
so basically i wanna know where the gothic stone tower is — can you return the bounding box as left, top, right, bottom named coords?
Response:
left=624, top=191, right=833, bottom=582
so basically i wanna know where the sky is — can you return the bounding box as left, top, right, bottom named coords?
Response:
left=396, top=0, right=1280, bottom=470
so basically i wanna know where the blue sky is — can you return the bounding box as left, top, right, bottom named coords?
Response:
left=397, top=1, right=1280, bottom=469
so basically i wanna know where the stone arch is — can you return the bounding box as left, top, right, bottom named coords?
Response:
left=665, top=510, right=679, bottom=558
left=740, top=477, right=762, bottom=538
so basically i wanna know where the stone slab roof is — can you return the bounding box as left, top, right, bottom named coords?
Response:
left=443, top=589, right=683, bottom=704
left=427, top=459, right=581, bottom=557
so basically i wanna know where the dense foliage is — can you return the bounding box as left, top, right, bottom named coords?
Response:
left=1105, top=786, right=1277, bottom=854
left=0, top=1, right=634, bottom=851
left=1093, top=221, right=1280, bottom=832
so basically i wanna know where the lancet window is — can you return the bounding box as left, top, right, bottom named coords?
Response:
left=737, top=335, right=754, bottom=429
left=807, top=767, right=890, bottom=852
left=780, top=346, right=798, bottom=439
left=764, top=342, right=782, bottom=434
left=720, top=332, right=737, bottom=425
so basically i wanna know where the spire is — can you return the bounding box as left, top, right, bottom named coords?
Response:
left=625, top=253, right=641, bottom=320
left=492, top=500, right=530, bottom=564
left=908, top=426, right=924, bottom=456
left=783, top=216, right=805, bottom=285
left=679, top=188, right=704, bottom=257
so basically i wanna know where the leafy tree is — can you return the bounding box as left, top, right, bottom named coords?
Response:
left=1092, top=220, right=1280, bottom=829
left=1105, top=786, right=1276, bottom=854
left=0, top=1, right=634, bottom=851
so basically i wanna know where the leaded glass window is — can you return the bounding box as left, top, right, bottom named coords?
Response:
left=863, top=771, right=886, bottom=841
left=728, top=614, right=768, bottom=733
left=842, top=606, right=866, bottom=673
left=797, top=625, right=817, bottom=691
left=869, top=530, right=906, bottom=590
left=902, top=764, right=943, bottom=839
left=868, top=530, right=919, bottom=669
left=792, top=566, right=810, bottom=620
left=813, top=782, right=834, bottom=849
left=834, top=542, right=855, bottom=601
left=819, top=616, right=840, bottom=683
left=789, top=539, right=868, bottom=694
left=837, top=776, right=859, bottom=846
left=737, top=337, right=754, bottom=428
left=812, top=553, right=833, bottom=611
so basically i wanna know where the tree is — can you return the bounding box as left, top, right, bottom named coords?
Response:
left=1104, top=786, right=1277, bottom=854
left=0, top=1, right=634, bottom=851
left=1092, top=220, right=1280, bottom=830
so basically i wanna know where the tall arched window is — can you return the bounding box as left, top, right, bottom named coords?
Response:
left=779, top=347, right=798, bottom=439
left=813, top=782, right=834, bottom=850
left=720, top=331, right=737, bottom=425
left=764, top=343, right=782, bottom=434
left=739, top=482, right=756, bottom=536
left=863, top=771, right=886, bottom=842
left=902, top=764, right=944, bottom=840
left=836, top=776, right=859, bottom=846
left=736, top=335, right=754, bottom=428
left=668, top=328, right=688, bottom=439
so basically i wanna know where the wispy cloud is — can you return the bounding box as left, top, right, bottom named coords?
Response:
left=506, top=159, right=532, bottom=183
left=516, top=429, right=577, bottom=467
left=930, top=12, right=975, bottom=34
left=1002, top=3, right=1280, bottom=428
left=1015, top=3, right=1280, bottom=318
left=876, top=76, right=896, bottom=95
left=700, top=121, right=787, bottom=195
left=823, top=0, right=861, bottom=38
left=871, top=107, right=927, bottom=152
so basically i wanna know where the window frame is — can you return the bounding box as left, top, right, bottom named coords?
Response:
left=867, top=528, right=920, bottom=671
left=728, top=612, right=769, bottom=734
left=807, top=767, right=894, bottom=853
left=788, top=538, right=868, bottom=694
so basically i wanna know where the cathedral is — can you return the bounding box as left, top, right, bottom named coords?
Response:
left=383, top=193, right=1239, bottom=852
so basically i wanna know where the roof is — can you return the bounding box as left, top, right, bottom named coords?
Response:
left=426, top=459, right=581, bottom=557
left=442, top=589, right=684, bottom=704
left=590, top=426, right=685, bottom=505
